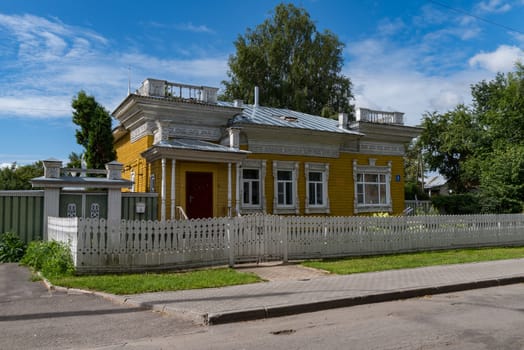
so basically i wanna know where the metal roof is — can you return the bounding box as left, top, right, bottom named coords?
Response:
left=218, top=102, right=362, bottom=136
left=156, top=139, right=249, bottom=154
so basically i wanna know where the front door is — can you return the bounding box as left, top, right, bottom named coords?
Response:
left=186, top=172, right=213, bottom=219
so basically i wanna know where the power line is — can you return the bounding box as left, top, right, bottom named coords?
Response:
left=428, top=0, right=524, bottom=36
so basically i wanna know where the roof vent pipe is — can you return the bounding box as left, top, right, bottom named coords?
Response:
left=338, top=112, right=348, bottom=129
left=254, top=86, right=259, bottom=107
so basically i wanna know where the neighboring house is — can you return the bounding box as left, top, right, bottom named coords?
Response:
left=112, top=78, right=421, bottom=219
left=424, top=173, right=449, bottom=197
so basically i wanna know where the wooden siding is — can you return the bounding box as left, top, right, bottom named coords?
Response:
left=115, top=132, right=153, bottom=193
left=115, top=131, right=407, bottom=217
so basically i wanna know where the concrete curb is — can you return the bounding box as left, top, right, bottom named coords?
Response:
left=205, top=275, right=524, bottom=325
left=40, top=272, right=524, bottom=326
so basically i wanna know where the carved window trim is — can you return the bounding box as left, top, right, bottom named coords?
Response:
left=305, top=162, right=330, bottom=214
left=353, top=159, right=392, bottom=214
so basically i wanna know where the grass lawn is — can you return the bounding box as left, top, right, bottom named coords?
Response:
left=302, top=246, right=524, bottom=274
left=46, top=246, right=524, bottom=294
left=49, top=268, right=262, bottom=295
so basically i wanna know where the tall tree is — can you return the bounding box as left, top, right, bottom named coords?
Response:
left=418, top=106, right=480, bottom=193
left=221, top=3, right=354, bottom=117
left=417, top=64, right=524, bottom=213
left=72, top=91, right=116, bottom=169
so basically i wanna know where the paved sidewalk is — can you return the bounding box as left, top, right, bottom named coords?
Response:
left=97, top=258, right=524, bottom=325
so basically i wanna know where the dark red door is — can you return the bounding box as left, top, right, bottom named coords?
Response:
left=186, top=172, right=213, bottom=219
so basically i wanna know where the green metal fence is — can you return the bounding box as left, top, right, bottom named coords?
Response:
left=0, top=191, right=44, bottom=243
left=122, top=193, right=158, bottom=220
left=0, top=190, right=158, bottom=243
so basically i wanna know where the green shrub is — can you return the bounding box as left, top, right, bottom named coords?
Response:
left=0, top=232, right=26, bottom=263
left=431, top=194, right=481, bottom=214
left=21, top=240, right=74, bottom=277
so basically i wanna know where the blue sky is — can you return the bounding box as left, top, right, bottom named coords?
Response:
left=1, top=0, right=524, bottom=166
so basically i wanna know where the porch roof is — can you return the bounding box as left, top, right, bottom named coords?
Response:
left=141, top=139, right=250, bottom=163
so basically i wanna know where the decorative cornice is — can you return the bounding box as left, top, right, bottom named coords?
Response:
left=358, top=141, right=405, bottom=156
left=251, top=143, right=339, bottom=158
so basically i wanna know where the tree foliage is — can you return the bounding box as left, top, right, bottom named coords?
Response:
left=0, top=162, right=43, bottom=190
left=221, top=3, right=354, bottom=117
left=66, top=152, right=83, bottom=169
left=418, top=105, right=480, bottom=193
left=417, top=63, right=524, bottom=213
left=72, top=91, right=116, bottom=169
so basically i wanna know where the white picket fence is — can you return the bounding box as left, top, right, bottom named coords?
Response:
left=48, top=214, right=524, bottom=273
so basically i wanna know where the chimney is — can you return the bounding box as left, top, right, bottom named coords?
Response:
left=338, top=112, right=348, bottom=129
left=254, top=86, right=259, bottom=107
left=228, top=127, right=241, bottom=150
left=233, top=99, right=243, bottom=107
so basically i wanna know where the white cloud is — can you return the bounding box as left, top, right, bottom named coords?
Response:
left=0, top=14, right=229, bottom=119
left=0, top=96, right=71, bottom=118
left=377, top=18, right=405, bottom=36
left=469, top=45, right=524, bottom=72
left=477, top=0, right=512, bottom=13
left=345, top=36, right=493, bottom=126
left=176, top=22, right=214, bottom=34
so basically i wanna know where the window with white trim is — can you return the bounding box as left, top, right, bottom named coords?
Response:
left=277, top=170, right=293, bottom=206
left=242, top=168, right=261, bottom=207
left=305, top=162, right=330, bottom=213
left=353, top=159, right=392, bottom=213
left=130, top=171, right=136, bottom=192
left=273, top=161, right=298, bottom=214
left=239, top=160, right=266, bottom=212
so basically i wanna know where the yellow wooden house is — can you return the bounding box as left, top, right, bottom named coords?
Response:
left=113, top=78, right=420, bottom=220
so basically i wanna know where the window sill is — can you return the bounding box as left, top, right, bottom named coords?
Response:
left=305, top=207, right=330, bottom=214
left=274, top=207, right=298, bottom=215
left=354, top=204, right=392, bottom=214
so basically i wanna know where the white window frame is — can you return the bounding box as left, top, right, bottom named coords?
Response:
left=130, top=171, right=136, bottom=192
left=273, top=161, right=299, bottom=214
left=239, top=160, right=266, bottom=213
left=305, top=162, right=330, bottom=214
left=353, top=159, right=392, bottom=214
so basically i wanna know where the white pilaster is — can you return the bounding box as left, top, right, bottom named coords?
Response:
left=161, top=158, right=166, bottom=221
left=235, top=163, right=241, bottom=216
left=107, top=188, right=122, bottom=250
left=43, top=188, right=60, bottom=240
left=171, top=159, right=176, bottom=220
left=228, top=162, right=232, bottom=217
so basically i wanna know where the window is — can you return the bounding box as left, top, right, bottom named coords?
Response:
left=273, top=161, right=298, bottom=214
left=239, top=160, right=266, bottom=213
left=130, top=171, right=135, bottom=192
left=242, top=168, right=261, bottom=206
left=308, top=172, right=323, bottom=205
left=277, top=170, right=293, bottom=206
left=305, top=163, right=330, bottom=214
left=353, top=159, right=392, bottom=213
left=356, top=173, right=387, bottom=204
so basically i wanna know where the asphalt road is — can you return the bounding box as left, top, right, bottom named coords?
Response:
left=0, top=264, right=200, bottom=350
left=3, top=263, right=524, bottom=349
left=110, top=283, right=524, bottom=350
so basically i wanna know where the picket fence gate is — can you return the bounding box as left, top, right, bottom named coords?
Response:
left=48, top=214, right=524, bottom=273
